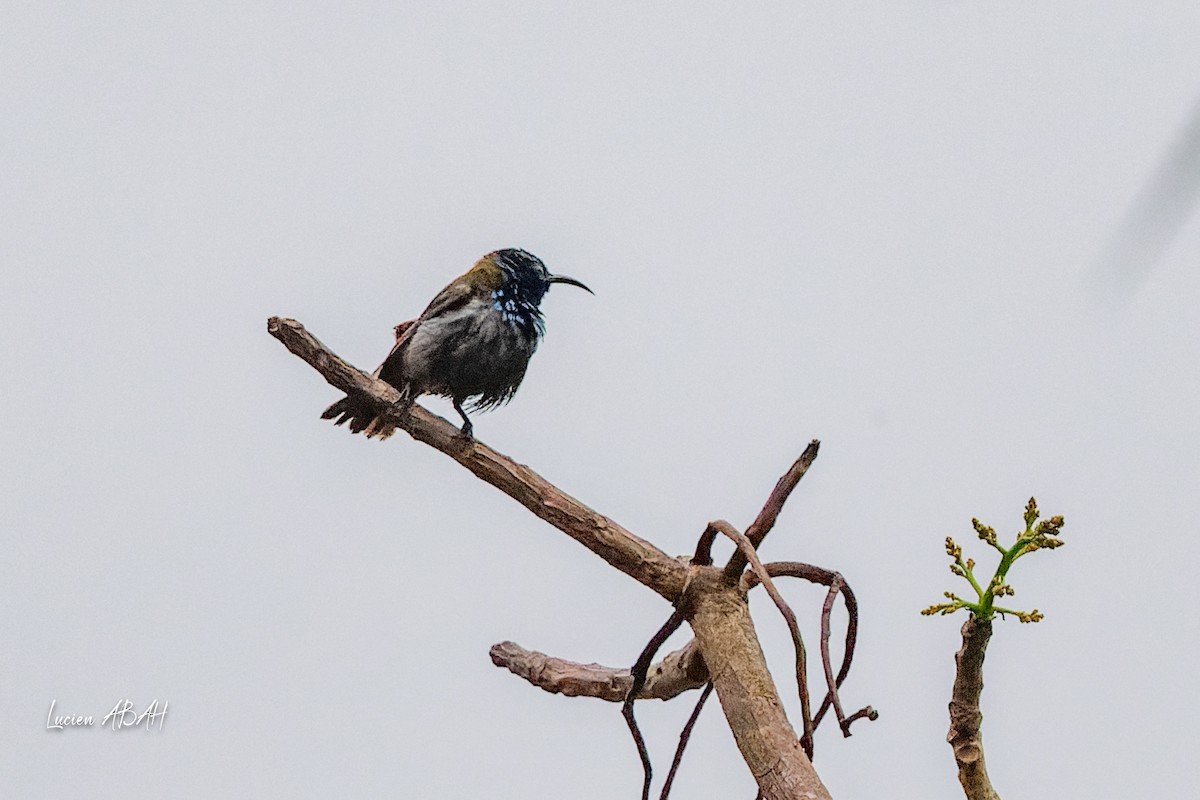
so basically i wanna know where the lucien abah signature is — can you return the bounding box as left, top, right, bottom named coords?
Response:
left=46, top=699, right=168, bottom=732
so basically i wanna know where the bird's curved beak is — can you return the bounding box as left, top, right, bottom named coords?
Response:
left=547, top=274, right=594, bottom=294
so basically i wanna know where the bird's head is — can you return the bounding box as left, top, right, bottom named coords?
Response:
left=489, top=248, right=593, bottom=307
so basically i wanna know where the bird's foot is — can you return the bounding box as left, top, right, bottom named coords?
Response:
left=451, top=398, right=474, bottom=440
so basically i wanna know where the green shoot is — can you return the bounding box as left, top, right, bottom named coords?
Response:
left=922, top=498, right=1064, bottom=623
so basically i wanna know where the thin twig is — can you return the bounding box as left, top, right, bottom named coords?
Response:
left=743, top=562, right=876, bottom=736
left=723, top=441, right=820, bottom=582
left=844, top=706, right=877, bottom=727
left=705, top=521, right=814, bottom=758
left=815, top=580, right=878, bottom=734
left=623, top=700, right=653, bottom=800
left=624, top=610, right=687, bottom=800
left=658, top=682, right=714, bottom=800
left=818, top=578, right=848, bottom=730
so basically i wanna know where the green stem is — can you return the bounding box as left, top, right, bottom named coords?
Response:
left=979, top=531, right=1031, bottom=616
left=960, top=562, right=986, bottom=602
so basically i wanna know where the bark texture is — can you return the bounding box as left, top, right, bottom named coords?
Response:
left=948, top=616, right=1001, bottom=800
left=686, top=569, right=832, bottom=800
left=488, top=640, right=708, bottom=702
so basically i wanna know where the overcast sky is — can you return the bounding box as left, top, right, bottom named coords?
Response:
left=3, top=3, right=1199, bottom=798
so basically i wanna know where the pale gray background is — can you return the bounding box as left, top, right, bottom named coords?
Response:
left=3, top=2, right=1199, bottom=798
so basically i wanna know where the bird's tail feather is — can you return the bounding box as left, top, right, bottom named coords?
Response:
left=320, top=396, right=399, bottom=440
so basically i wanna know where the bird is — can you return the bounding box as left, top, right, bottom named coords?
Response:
left=321, top=248, right=592, bottom=440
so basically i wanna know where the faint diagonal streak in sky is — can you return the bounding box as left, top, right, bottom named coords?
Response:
left=1091, top=95, right=1200, bottom=299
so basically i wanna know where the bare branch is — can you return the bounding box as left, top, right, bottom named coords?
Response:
left=660, top=683, right=714, bottom=800
left=705, top=521, right=814, bottom=758
left=268, top=316, right=689, bottom=602
left=843, top=706, right=877, bottom=727
left=489, top=641, right=707, bottom=702
left=818, top=580, right=848, bottom=732
left=745, top=442, right=821, bottom=547
left=693, top=526, right=718, bottom=566
left=625, top=610, right=688, bottom=800
left=724, top=441, right=820, bottom=582
left=270, top=317, right=839, bottom=799
left=686, top=568, right=832, bottom=800
left=743, top=562, right=876, bottom=736
left=948, top=616, right=1001, bottom=800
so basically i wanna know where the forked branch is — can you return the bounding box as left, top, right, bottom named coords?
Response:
left=705, top=520, right=815, bottom=757
left=271, top=316, right=844, bottom=800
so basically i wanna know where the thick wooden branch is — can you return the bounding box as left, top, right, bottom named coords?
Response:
left=706, top=521, right=814, bottom=757
left=686, top=568, right=832, bottom=800
left=948, top=616, right=1001, bottom=800
left=488, top=640, right=708, bottom=702
left=268, top=316, right=688, bottom=602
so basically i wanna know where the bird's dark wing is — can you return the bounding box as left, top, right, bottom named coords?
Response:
left=373, top=327, right=414, bottom=385
left=416, top=276, right=479, bottom=322
left=375, top=278, right=477, bottom=386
